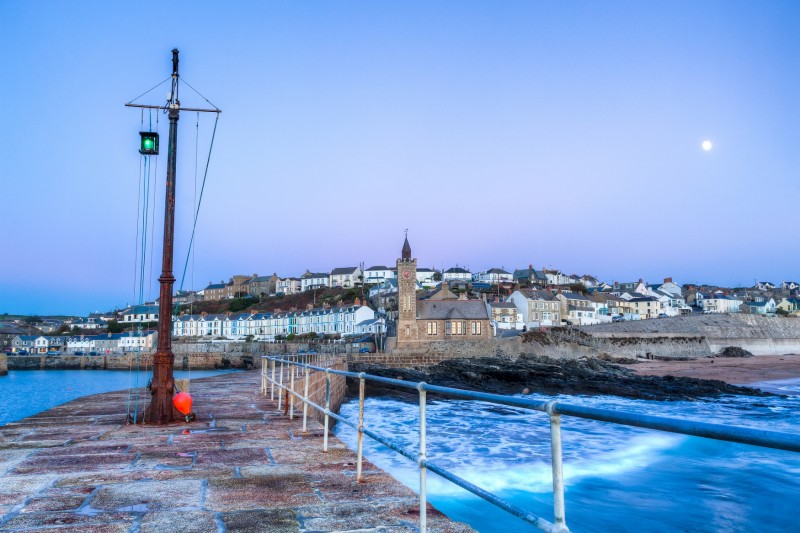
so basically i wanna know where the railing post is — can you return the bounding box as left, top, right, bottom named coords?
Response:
left=546, top=401, right=568, bottom=532
left=289, top=358, right=295, bottom=419
left=261, top=357, right=266, bottom=395
left=357, top=373, right=366, bottom=482
left=302, top=366, right=310, bottom=432
left=277, top=359, right=284, bottom=411
left=418, top=382, right=428, bottom=533
left=323, top=369, right=331, bottom=452
left=270, top=358, right=275, bottom=400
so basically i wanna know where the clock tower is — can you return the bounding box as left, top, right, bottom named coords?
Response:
left=396, top=232, right=419, bottom=346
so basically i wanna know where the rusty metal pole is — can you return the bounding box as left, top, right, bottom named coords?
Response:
left=147, top=48, right=180, bottom=424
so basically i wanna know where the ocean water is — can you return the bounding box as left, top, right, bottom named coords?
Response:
left=333, top=378, right=800, bottom=532
left=0, top=368, right=241, bottom=426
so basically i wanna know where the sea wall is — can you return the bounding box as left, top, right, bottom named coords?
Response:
left=264, top=357, right=348, bottom=425
left=0, top=354, right=7, bottom=376
left=6, top=353, right=255, bottom=371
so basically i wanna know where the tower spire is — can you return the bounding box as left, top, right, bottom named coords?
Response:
left=402, top=229, right=411, bottom=260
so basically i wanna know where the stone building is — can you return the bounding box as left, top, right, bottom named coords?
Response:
left=395, top=235, right=491, bottom=347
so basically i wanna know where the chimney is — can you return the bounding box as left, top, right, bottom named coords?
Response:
left=664, top=277, right=672, bottom=283
left=306, top=304, right=313, bottom=310
left=290, top=307, right=297, bottom=312
left=274, top=308, right=282, bottom=314
left=201, top=312, right=208, bottom=317
left=354, top=298, right=361, bottom=306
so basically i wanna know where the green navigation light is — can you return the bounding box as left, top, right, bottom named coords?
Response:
left=139, top=131, right=159, bottom=155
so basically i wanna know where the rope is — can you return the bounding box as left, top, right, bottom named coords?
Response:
left=180, top=77, right=221, bottom=110
left=126, top=76, right=172, bottom=105
left=178, top=112, right=219, bottom=293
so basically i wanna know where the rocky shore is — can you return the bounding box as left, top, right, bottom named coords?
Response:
left=349, top=354, right=775, bottom=401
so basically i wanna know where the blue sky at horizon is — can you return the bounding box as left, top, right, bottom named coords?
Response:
left=1, top=1, right=799, bottom=315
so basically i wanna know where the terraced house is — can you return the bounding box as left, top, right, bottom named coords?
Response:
left=172, top=305, right=381, bottom=341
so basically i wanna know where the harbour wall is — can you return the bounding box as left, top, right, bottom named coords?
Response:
left=0, top=354, right=7, bottom=376
left=6, top=352, right=255, bottom=371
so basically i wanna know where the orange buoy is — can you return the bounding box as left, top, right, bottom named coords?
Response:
left=173, top=391, right=193, bottom=415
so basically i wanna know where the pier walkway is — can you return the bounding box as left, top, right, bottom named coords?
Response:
left=0, top=370, right=471, bottom=532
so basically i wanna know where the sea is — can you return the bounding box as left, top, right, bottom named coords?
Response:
left=0, top=368, right=241, bottom=426
left=333, top=378, right=800, bottom=533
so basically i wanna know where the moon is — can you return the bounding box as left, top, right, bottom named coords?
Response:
left=702, top=140, right=713, bottom=151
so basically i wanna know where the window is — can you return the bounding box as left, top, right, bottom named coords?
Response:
left=445, top=322, right=452, bottom=335
left=471, top=321, right=481, bottom=335
left=427, top=322, right=437, bottom=335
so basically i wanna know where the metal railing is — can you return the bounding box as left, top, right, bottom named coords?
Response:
left=261, top=355, right=800, bottom=533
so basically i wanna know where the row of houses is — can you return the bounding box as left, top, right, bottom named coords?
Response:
left=7, top=332, right=157, bottom=354
left=173, top=304, right=385, bottom=341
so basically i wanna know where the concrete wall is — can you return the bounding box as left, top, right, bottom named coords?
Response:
left=0, top=354, right=6, bottom=376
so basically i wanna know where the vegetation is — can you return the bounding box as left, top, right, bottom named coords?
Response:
left=228, top=297, right=258, bottom=313
left=107, top=319, right=125, bottom=333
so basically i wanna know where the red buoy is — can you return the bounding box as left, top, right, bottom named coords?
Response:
left=173, top=392, right=193, bottom=415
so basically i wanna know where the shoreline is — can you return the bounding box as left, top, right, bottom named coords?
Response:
left=626, top=354, right=800, bottom=385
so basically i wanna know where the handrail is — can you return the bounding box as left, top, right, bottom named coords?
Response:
left=261, top=354, right=800, bottom=533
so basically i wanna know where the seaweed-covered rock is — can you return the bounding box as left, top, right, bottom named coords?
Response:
left=716, top=346, right=753, bottom=358
left=348, top=355, right=772, bottom=402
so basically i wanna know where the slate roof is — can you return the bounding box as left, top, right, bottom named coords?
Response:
left=417, top=300, right=489, bottom=320
left=559, top=292, right=590, bottom=301
left=513, top=268, right=547, bottom=281
left=518, top=289, right=556, bottom=301
left=331, top=267, right=359, bottom=275
left=444, top=267, right=471, bottom=274
left=365, top=266, right=391, bottom=271
left=485, top=268, right=511, bottom=275
left=123, top=305, right=160, bottom=315
left=489, top=302, right=516, bottom=309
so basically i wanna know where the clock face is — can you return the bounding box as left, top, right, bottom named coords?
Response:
left=402, top=270, right=412, bottom=280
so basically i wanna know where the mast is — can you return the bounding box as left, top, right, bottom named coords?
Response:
left=148, top=48, right=181, bottom=424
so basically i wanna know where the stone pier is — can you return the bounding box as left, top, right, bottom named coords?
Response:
left=0, top=370, right=472, bottom=532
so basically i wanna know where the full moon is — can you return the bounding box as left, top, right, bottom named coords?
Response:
left=702, top=140, right=713, bottom=151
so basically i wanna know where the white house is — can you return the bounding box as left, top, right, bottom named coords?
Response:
left=507, top=289, right=560, bottom=328
left=118, top=331, right=158, bottom=352
left=222, top=313, right=252, bottom=339
left=696, top=292, right=743, bottom=314
left=781, top=281, right=799, bottom=291
left=364, top=266, right=396, bottom=285
left=330, top=266, right=363, bottom=288
left=741, top=299, right=776, bottom=315
left=301, top=272, right=330, bottom=292
left=121, top=305, right=159, bottom=324
left=276, top=277, right=301, bottom=295
left=416, top=267, right=437, bottom=288
left=474, top=268, right=513, bottom=284
left=443, top=267, right=472, bottom=282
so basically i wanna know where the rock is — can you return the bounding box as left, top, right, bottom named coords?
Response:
left=716, top=346, right=753, bottom=358
left=348, top=355, right=773, bottom=402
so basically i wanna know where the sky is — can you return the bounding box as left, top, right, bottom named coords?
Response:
left=1, top=1, right=799, bottom=315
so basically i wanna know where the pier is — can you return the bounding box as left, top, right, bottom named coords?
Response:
left=0, top=370, right=472, bottom=532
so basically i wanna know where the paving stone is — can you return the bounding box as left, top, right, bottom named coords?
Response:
left=138, top=510, right=218, bottom=532
left=90, top=479, right=203, bottom=512
left=220, top=508, right=299, bottom=532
